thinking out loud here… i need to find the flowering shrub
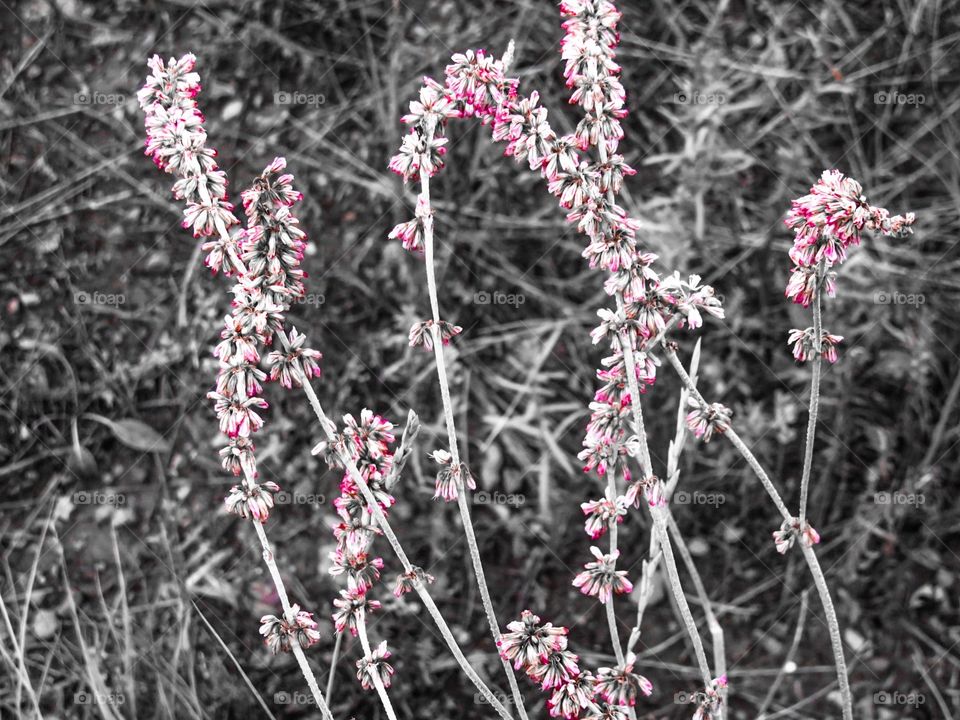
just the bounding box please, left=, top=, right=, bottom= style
left=137, top=2, right=916, bottom=718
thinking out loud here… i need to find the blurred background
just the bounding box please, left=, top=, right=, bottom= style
left=1, top=0, right=958, bottom=718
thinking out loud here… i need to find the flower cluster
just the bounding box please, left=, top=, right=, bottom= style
left=357, top=640, right=395, bottom=690
left=138, top=54, right=241, bottom=275
left=430, top=449, right=477, bottom=502
left=224, top=480, right=281, bottom=523
left=787, top=327, right=843, bottom=364
left=325, top=410, right=408, bottom=690
left=594, top=654, right=653, bottom=707
left=677, top=675, right=729, bottom=720
left=685, top=399, right=732, bottom=443
left=784, top=170, right=916, bottom=360
left=498, top=611, right=597, bottom=718
left=773, top=517, right=821, bottom=555
left=572, top=546, right=633, bottom=603
left=141, top=57, right=328, bottom=673
left=259, top=604, right=321, bottom=655
left=559, top=0, right=627, bottom=152
left=786, top=170, right=915, bottom=298
left=207, top=159, right=322, bottom=478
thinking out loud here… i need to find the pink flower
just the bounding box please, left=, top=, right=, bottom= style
left=787, top=327, right=844, bottom=363
left=356, top=640, right=395, bottom=690
left=595, top=653, right=653, bottom=706
left=259, top=604, right=320, bottom=654
left=224, top=480, right=281, bottom=522
left=580, top=494, right=626, bottom=539
left=685, top=398, right=732, bottom=442
left=526, top=639, right=580, bottom=691
left=497, top=610, right=569, bottom=672
left=572, top=546, right=633, bottom=603
left=785, top=170, right=915, bottom=303
left=547, top=672, right=596, bottom=719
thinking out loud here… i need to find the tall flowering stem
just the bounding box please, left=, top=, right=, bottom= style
left=394, top=93, right=530, bottom=715
left=785, top=171, right=915, bottom=529
left=388, top=7, right=726, bottom=711
left=300, top=380, right=515, bottom=720
left=139, top=54, right=332, bottom=717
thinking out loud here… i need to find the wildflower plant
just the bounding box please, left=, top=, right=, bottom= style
left=137, top=2, right=916, bottom=717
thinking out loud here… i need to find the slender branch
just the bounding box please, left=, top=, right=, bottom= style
left=325, top=630, right=343, bottom=704
left=661, top=341, right=852, bottom=720
left=300, top=380, right=515, bottom=720
left=419, top=126, right=529, bottom=719
left=798, top=264, right=825, bottom=527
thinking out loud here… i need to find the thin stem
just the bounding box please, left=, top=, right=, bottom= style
left=617, top=308, right=711, bottom=689
left=662, top=346, right=792, bottom=523
left=798, top=267, right=824, bottom=527
left=325, top=630, right=343, bottom=704
left=419, top=142, right=529, bottom=719
left=605, top=473, right=625, bottom=667
left=800, top=544, right=852, bottom=720
left=356, top=613, right=398, bottom=720
left=661, top=341, right=852, bottom=720
left=300, top=380, right=515, bottom=720
left=246, top=508, right=334, bottom=720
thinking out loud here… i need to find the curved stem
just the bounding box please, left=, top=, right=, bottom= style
left=661, top=341, right=851, bottom=720
left=419, top=144, right=529, bottom=719
left=300, top=381, right=515, bottom=720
